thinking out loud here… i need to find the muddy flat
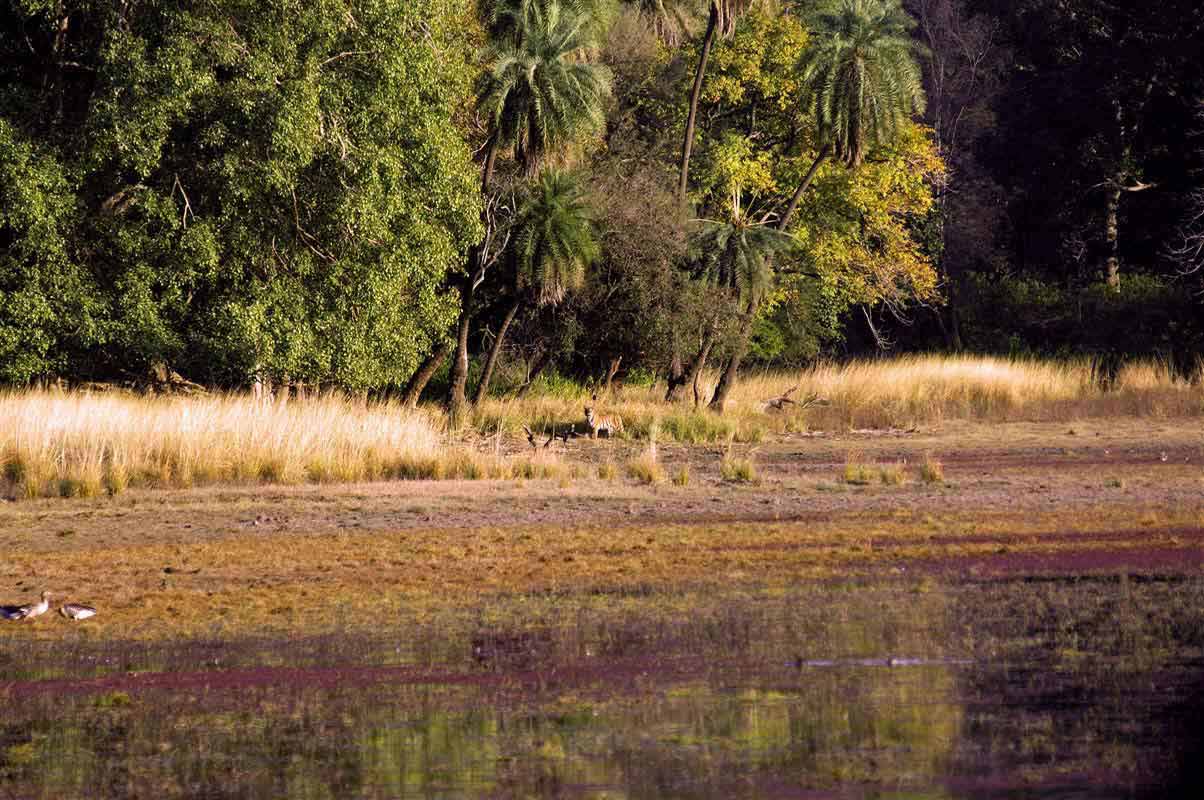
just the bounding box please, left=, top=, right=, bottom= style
left=1, top=418, right=1203, bottom=798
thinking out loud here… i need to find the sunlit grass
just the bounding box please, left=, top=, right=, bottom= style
left=920, top=452, right=945, bottom=484
left=475, top=355, right=1203, bottom=441
left=4, top=355, right=1201, bottom=498
left=720, top=454, right=758, bottom=484
left=0, top=389, right=576, bottom=498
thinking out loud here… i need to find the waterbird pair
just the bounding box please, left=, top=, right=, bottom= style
left=1, top=591, right=96, bottom=621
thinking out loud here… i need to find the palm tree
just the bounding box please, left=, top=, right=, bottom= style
left=474, top=169, right=600, bottom=403
left=674, top=192, right=794, bottom=404
left=678, top=0, right=761, bottom=202
left=480, top=0, right=613, bottom=182
left=780, top=0, right=926, bottom=227
left=445, top=0, right=612, bottom=420
left=707, top=0, right=926, bottom=410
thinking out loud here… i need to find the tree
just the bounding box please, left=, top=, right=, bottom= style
left=685, top=153, right=795, bottom=405
left=973, top=0, right=1204, bottom=295
left=708, top=0, right=928, bottom=409
left=795, top=0, right=926, bottom=171
left=445, top=0, right=611, bottom=420
left=679, top=0, right=760, bottom=201
left=907, top=0, right=1005, bottom=349
left=0, top=0, right=483, bottom=389
left=474, top=169, right=600, bottom=402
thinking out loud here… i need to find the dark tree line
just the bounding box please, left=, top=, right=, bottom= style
left=878, top=0, right=1204, bottom=366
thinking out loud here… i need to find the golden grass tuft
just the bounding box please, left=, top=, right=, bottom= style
left=625, top=434, right=664, bottom=484
left=1, top=389, right=448, bottom=498
left=842, top=460, right=878, bottom=486
left=878, top=461, right=908, bottom=486
left=720, top=455, right=759, bottom=484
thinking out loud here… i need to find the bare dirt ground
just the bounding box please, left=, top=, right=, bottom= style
left=0, top=418, right=1201, bottom=640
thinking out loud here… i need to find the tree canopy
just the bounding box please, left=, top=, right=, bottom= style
left=0, top=0, right=484, bottom=389
left=3, top=0, right=1199, bottom=396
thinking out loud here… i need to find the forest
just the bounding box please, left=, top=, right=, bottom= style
left=2, top=0, right=1203, bottom=408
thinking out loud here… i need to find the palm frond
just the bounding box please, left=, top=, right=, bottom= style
left=512, top=169, right=600, bottom=306
left=798, top=0, right=925, bottom=167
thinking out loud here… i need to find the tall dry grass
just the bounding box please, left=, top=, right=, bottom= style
left=478, top=355, right=1203, bottom=441
left=734, top=355, right=1203, bottom=429
left=3, top=355, right=1200, bottom=498
left=1, top=390, right=485, bottom=499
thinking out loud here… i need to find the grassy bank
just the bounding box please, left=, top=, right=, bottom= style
left=0, top=390, right=577, bottom=499
left=3, top=355, right=1201, bottom=498
left=478, top=355, right=1204, bottom=441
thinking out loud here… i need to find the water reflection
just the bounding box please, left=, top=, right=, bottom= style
left=2, top=578, right=1202, bottom=798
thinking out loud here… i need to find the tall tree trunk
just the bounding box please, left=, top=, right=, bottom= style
left=481, top=131, right=500, bottom=195
left=603, top=356, right=623, bottom=394
left=707, top=313, right=754, bottom=411
left=444, top=128, right=503, bottom=419
left=778, top=145, right=830, bottom=230
left=445, top=279, right=475, bottom=422
left=51, top=7, right=69, bottom=123
left=664, top=348, right=687, bottom=401
left=678, top=6, right=718, bottom=202
left=705, top=147, right=829, bottom=413
left=1105, top=180, right=1121, bottom=290
left=515, top=346, right=553, bottom=398
left=472, top=297, right=522, bottom=405
left=669, top=328, right=715, bottom=403
left=402, top=341, right=449, bottom=407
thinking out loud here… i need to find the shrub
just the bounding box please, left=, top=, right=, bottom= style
left=879, top=461, right=907, bottom=485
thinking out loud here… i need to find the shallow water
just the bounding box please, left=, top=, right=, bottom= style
left=2, top=577, right=1203, bottom=798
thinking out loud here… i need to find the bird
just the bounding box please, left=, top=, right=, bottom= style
left=60, top=603, right=97, bottom=621
left=1, top=591, right=51, bottom=621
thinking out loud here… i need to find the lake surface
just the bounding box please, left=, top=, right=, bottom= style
left=3, top=577, right=1202, bottom=798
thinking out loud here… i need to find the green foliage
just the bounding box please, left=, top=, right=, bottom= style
left=0, top=0, right=484, bottom=389
left=693, top=203, right=796, bottom=314
left=0, top=119, right=94, bottom=382
left=798, top=0, right=927, bottom=167
left=482, top=0, right=613, bottom=170
left=958, top=272, right=1204, bottom=370
left=514, top=170, right=601, bottom=305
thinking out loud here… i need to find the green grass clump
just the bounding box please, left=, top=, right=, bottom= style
left=842, top=458, right=877, bottom=486
left=720, top=456, right=758, bottom=484
left=625, top=450, right=664, bottom=484
left=93, top=691, right=133, bottom=709
left=919, top=452, right=944, bottom=484
left=672, top=465, right=691, bottom=486
left=879, top=461, right=907, bottom=485
left=597, top=462, right=617, bottom=480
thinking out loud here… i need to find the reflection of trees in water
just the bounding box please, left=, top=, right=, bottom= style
left=947, top=577, right=1204, bottom=790
left=5, top=581, right=1203, bottom=797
